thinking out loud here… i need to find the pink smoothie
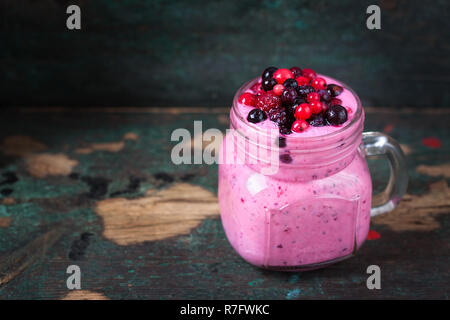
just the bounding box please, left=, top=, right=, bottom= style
left=218, top=74, right=372, bottom=270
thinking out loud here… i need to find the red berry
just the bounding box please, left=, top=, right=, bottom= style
left=331, top=98, right=342, bottom=106
left=273, top=68, right=294, bottom=84
left=273, top=84, right=285, bottom=96
left=238, top=92, right=257, bottom=106
left=302, top=68, right=317, bottom=80
left=289, top=66, right=302, bottom=78
left=250, top=82, right=265, bottom=95
left=309, top=101, right=323, bottom=114
left=295, top=76, right=310, bottom=86
left=294, top=103, right=312, bottom=120
left=307, top=92, right=320, bottom=102
left=255, top=92, right=282, bottom=113
left=311, top=77, right=327, bottom=90
left=291, top=119, right=309, bottom=132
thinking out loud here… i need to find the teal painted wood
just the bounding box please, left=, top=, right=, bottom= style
left=0, top=108, right=448, bottom=299
left=1, top=0, right=450, bottom=108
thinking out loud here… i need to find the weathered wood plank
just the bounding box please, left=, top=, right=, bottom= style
left=0, top=108, right=448, bottom=299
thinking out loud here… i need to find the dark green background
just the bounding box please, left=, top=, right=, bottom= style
left=1, top=0, right=449, bottom=108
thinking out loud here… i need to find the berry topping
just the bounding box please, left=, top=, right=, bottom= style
left=247, top=109, right=267, bottom=123
left=294, top=103, right=312, bottom=120
left=246, top=67, right=351, bottom=130
left=295, top=76, right=310, bottom=86
left=255, top=92, right=282, bottom=113
left=238, top=92, right=257, bottom=106
left=273, top=84, right=285, bottom=96
left=250, top=82, right=265, bottom=95
left=297, top=85, right=315, bottom=96
left=262, top=77, right=278, bottom=91
left=269, top=109, right=289, bottom=126
left=262, top=66, right=278, bottom=80
left=327, top=84, right=343, bottom=97
left=302, top=68, right=317, bottom=80
left=273, top=68, right=294, bottom=84
left=283, top=78, right=298, bottom=89
left=307, top=113, right=326, bottom=127
left=280, top=87, right=298, bottom=105
left=293, top=96, right=307, bottom=105
left=309, top=101, right=323, bottom=114
left=307, top=92, right=320, bottom=102
left=317, top=89, right=332, bottom=102
left=291, top=119, right=309, bottom=132
left=330, top=98, right=342, bottom=106
left=325, top=105, right=348, bottom=125
left=289, top=66, right=302, bottom=78
left=279, top=126, right=292, bottom=135
left=311, top=77, right=327, bottom=90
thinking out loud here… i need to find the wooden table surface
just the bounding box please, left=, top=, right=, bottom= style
left=0, top=107, right=448, bottom=300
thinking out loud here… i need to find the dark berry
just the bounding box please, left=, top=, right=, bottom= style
left=293, top=96, right=307, bottom=105
left=330, top=98, right=342, bottom=106
left=262, top=67, right=278, bottom=80
left=307, top=113, right=326, bottom=127
left=238, top=93, right=257, bottom=106
left=273, top=68, right=294, bottom=84
left=325, top=105, right=348, bottom=125
left=280, top=153, right=293, bottom=163
left=262, top=77, right=277, bottom=91
left=317, top=89, right=332, bottom=102
left=269, top=109, right=288, bottom=126
left=289, top=66, right=302, bottom=78
left=276, top=137, right=287, bottom=148
left=247, top=109, right=267, bottom=123
left=280, top=87, right=298, bottom=105
left=283, top=78, right=298, bottom=89
left=297, top=85, right=315, bottom=96
left=279, top=126, right=292, bottom=135
left=255, top=92, right=282, bottom=113
left=327, top=84, right=343, bottom=97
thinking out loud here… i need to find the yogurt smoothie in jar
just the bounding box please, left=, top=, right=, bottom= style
left=218, top=66, right=408, bottom=271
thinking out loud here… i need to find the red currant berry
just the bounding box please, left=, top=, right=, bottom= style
left=238, top=92, right=257, bottom=106
left=273, top=68, right=294, bottom=84
left=309, top=101, right=323, bottom=114
left=273, top=84, right=285, bottom=96
left=291, top=119, right=309, bottom=133
left=307, top=92, right=320, bottom=102
left=311, top=77, right=327, bottom=90
left=302, top=68, right=317, bottom=80
left=294, top=103, right=312, bottom=120
left=295, top=76, right=310, bottom=86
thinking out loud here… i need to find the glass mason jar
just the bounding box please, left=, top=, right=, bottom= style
left=218, top=77, right=408, bottom=271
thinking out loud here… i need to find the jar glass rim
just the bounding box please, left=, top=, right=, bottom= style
left=231, top=74, right=363, bottom=142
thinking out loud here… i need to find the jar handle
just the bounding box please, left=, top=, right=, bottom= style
left=362, top=132, right=409, bottom=217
